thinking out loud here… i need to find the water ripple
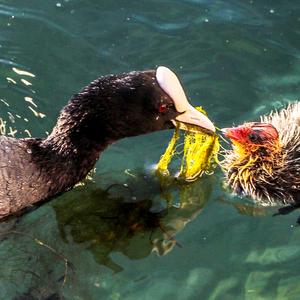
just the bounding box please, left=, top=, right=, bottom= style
left=0, top=4, right=76, bottom=38
left=132, top=14, right=190, bottom=33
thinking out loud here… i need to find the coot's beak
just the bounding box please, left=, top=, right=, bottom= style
left=156, top=66, right=216, bottom=133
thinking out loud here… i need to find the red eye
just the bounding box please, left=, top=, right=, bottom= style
left=159, top=103, right=167, bottom=113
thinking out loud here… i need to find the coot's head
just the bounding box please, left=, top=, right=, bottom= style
left=68, top=66, right=215, bottom=143
left=222, top=122, right=280, bottom=158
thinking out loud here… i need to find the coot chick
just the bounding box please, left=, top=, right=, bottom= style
left=0, top=66, right=215, bottom=219
left=222, top=102, right=300, bottom=205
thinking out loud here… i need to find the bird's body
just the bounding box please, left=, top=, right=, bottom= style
left=222, top=102, right=300, bottom=205
left=0, top=118, right=107, bottom=219
left=0, top=67, right=215, bottom=219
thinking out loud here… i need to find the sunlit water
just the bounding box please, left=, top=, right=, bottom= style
left=1, top=0, right=300, bottom=299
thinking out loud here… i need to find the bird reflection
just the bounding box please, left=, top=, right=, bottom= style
left=52, top=172, right=214, bottom=273
left=218, top=187, right=300, bottom=224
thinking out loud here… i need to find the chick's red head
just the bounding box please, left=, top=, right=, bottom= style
left=222, top=122, right=279, bottom=155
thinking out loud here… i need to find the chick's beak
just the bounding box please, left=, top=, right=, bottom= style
left=221, top=127, right=242, bottom=142
left=156, top=66, right=216, bottom=133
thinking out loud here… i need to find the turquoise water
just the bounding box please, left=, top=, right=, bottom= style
left=1, top=0, right=300, bottom=299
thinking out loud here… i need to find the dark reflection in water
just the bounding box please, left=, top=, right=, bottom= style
left=0, top=222, right=69, bottom=299
left=53, top=174, right=213, bottom=273
left=0, top=173, right=215, bottom=298
left=0, top=171, right=297, bottom=299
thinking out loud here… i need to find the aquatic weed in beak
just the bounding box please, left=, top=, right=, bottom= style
left=156, top=107, right=220, bottom=181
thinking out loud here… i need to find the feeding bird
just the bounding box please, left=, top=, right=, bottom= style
left=221, top=102, right=300, bottom=205
left=0, top=66, right=215, bottom=220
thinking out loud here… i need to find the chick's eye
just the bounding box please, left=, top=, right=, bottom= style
left=248, top=133, right=259, bottom=142
left=158, top=103, right=168, bottom=113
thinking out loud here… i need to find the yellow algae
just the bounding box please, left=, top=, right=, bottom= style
left=179, top=124, right=219, bottom=181
left=156, top=125, right=181, bottom=176
left=157, top=107, right=219, bottom=181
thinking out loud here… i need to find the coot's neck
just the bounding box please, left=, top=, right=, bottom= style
left=35, top=69, right=166, bottom=192
left=39, top=97, right=116, bottom=191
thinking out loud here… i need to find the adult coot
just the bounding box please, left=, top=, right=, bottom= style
left=0, top=66, right=215, bottom=219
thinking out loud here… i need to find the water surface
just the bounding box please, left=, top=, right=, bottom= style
left=1, top=0, right=300, bottom=299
